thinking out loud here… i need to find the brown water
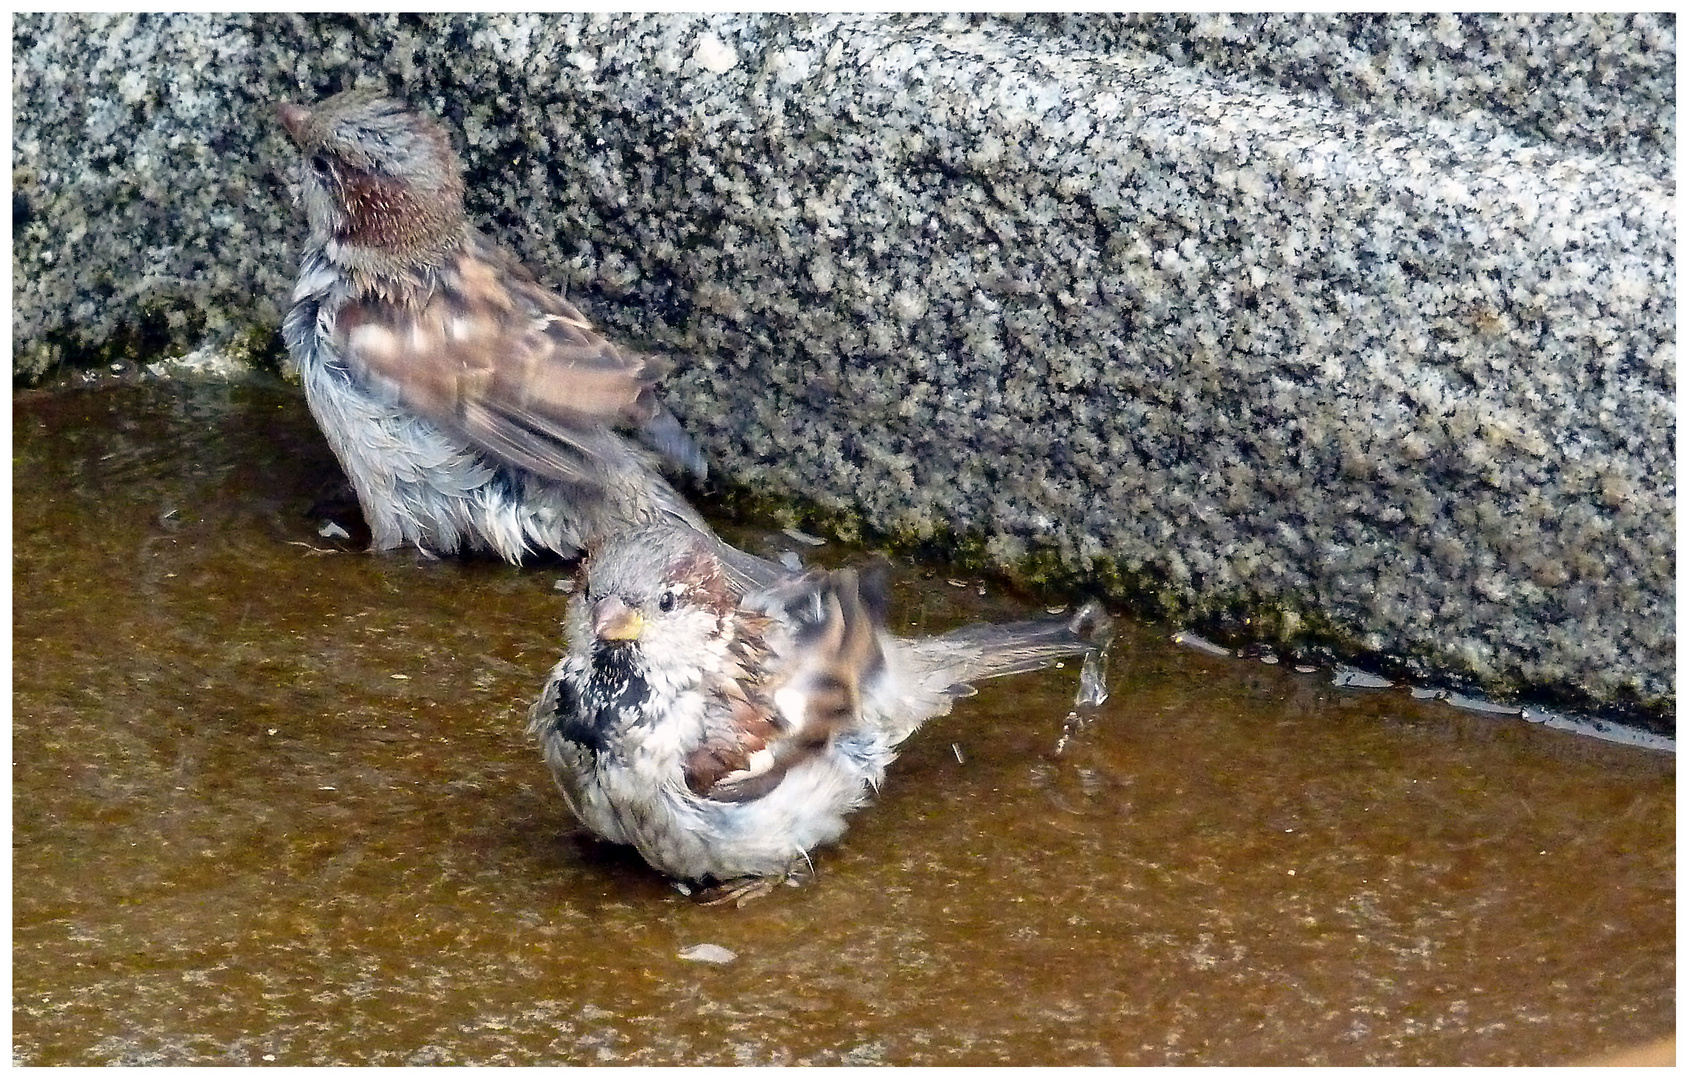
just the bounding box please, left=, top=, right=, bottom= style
left=12, top=379, right=1674, bottom=1065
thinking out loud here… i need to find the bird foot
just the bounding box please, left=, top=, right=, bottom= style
left=692, top=862, right=814, bottom=907
left=695, top=876, right=777, bottom=907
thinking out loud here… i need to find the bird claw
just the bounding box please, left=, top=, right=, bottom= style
left=692, top=861, right=814, bottom=907
left=694, top=876, right=777, bottom=907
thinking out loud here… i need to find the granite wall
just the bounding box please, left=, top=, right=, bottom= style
left=11, top=14, right=1675, bottom=726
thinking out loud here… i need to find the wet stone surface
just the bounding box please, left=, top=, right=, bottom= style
left=12, top=379, right=1674, bottom=1065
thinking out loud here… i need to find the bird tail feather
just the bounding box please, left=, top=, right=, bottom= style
left=928, top=602, right=1113, bottom=696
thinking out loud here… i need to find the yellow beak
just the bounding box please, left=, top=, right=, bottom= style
left=592, top=596, right=645, bottom=642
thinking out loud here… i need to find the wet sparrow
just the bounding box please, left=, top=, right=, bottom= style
left=528, top=524, right=1112, bottom=895
left=279, top=89, right=708, bottom=561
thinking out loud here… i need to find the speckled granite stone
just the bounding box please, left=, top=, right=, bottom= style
left=995, top=13, right=1675, bottom=176
left=11, top=13, right=1675, bottom=724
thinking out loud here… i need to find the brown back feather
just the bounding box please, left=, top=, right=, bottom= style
left=335, top=240, right=671, bottom=488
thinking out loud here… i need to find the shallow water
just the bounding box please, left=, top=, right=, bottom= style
left=12, top=379, right=1674, bottom=1065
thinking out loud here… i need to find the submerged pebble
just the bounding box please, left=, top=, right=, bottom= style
left=781, top=527, right=826, bottom=547
left=1445, top=692, right=1520, bottom=716
left=1332, top=666, right=1393, bottom=689
left=677, top=943, right=738, bottom=965
left=1171, top=631, right=1232, bottom=658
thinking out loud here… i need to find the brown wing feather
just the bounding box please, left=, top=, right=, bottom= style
left=334, top=238, right=678, bottom=487
left=683, top=610, right=789, bottom=801
left=685, top=565, right=890, bottom=803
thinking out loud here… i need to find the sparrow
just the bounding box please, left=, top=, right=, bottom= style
left=278, top=89, right=709, bottom=562
left=527, top=524, right=1112, bottom=897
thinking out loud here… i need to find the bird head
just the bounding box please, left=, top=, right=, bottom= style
left=278, top=90, right=467, bottom=274
left=573, top=527, right=743, bottom=679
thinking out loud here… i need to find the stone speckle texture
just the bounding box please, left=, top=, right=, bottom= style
left=11, top=13, right=1675, bottom=725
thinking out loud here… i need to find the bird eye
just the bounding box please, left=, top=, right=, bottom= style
left=308, top=153, right=331, bottom=175
left=657, top=590, right=676, bottom=613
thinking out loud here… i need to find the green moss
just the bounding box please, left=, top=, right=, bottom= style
left=18, top=302, right=196, bottom=386
left=227, top=325, right=291, bottom=376
left=15, top=308, right=286, bottom=388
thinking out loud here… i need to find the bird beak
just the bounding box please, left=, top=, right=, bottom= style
left=592, top=596, right=644, bottom=642
left=277, top=102, right=311, bottom=145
